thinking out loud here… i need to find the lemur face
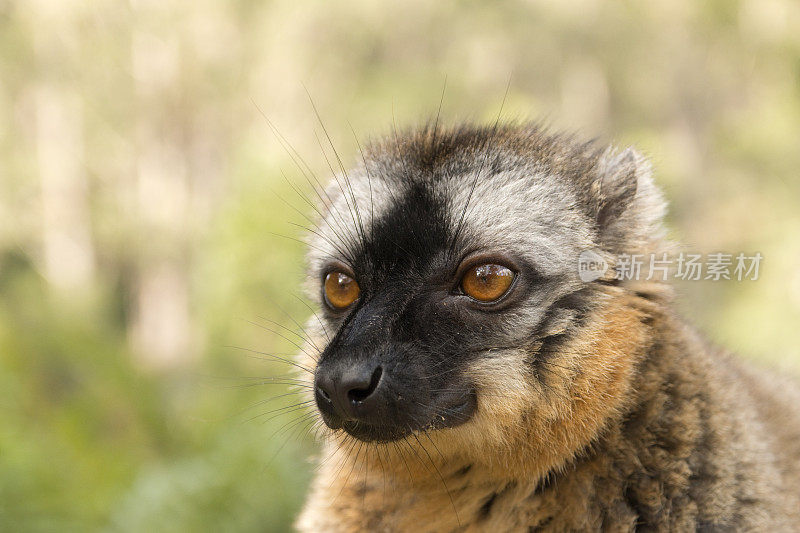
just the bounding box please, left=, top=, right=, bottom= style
left=304, top=125, right=663, bottom=444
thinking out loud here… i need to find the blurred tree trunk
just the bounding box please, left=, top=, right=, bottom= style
left=128, top=18, right=193, bottom=370
left=33, top=2, right=95, bottom=290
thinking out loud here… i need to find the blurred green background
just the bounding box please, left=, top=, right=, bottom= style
left=1, top=0, right=799, bottom=531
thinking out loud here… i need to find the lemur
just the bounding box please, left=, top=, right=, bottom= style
left=291, top=123, right=800, bottom=531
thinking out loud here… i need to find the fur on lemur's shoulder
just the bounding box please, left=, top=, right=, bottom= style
left=291, top=123, right=800, bottom=531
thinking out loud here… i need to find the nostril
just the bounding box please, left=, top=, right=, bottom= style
left=347, top=365, right=382, bottom=404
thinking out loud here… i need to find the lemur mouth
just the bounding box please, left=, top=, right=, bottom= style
left=338, top=390, right=477, bottom=443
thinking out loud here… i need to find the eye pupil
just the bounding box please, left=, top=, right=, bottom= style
left=460, top=263, right=514, bottom=303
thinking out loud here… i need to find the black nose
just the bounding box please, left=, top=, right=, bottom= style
left=315, top=363, right=384, bottom=421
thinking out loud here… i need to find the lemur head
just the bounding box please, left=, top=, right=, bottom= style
left=301, top=123, right=666, bottom=468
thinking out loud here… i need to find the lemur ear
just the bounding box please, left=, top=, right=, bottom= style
left=592, top=148, right=639, bottom=228
left=590, top=147, right=666, bottom=252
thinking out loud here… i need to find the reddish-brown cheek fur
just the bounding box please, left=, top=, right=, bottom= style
left=444, top=290, right=650, bottom=479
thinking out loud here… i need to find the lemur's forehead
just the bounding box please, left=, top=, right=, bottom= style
left=306, top=152, right=596, bottom=278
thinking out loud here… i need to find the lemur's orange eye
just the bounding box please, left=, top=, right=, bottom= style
left=324, top=271, right=360, bottom=309
left=460, top=264, right=515, bottom=302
